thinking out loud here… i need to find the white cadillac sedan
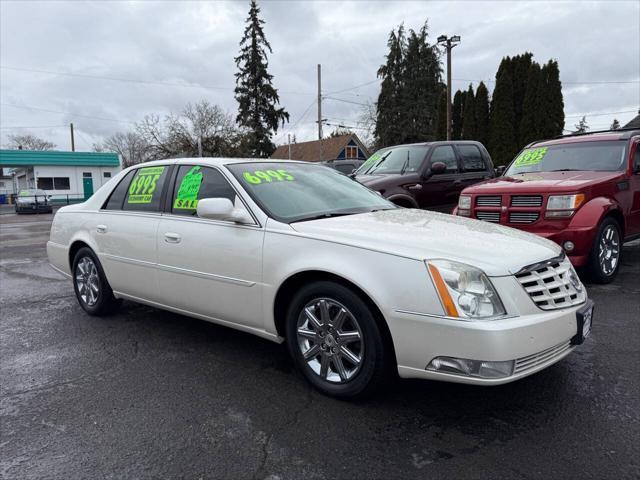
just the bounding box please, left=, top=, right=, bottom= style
left=47, top=158, right=593, bottom=398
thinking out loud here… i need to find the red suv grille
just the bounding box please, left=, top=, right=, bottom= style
left=473, top=194, right=544, bottom=226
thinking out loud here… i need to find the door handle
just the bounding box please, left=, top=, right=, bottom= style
left=407, top=184, right=422, bottom=191
left=453, top=180, right=462, bottom=186
left=164, top=232, right=182, bottom=244
left=96, top=225, right=107, bottom=234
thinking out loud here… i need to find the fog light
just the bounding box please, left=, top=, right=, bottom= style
left=427, top=356, right=515, bottom=379
left=563, top=241, right=575, bottom=252
left=457, top=208, right=470, bottom=217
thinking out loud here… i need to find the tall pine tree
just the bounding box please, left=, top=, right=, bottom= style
left=519, top=62, right=543, bottom=146
left=434, top=88, right=448, bottom=140
left=475, top=81, right=490, bottom=146
left=511, top=53, right=533, bottom=144
left=375, top=25, right=406, bottom=147
left=461, top=84, right=476, bottom=140
left=489, top=57, right=517, bottom=165
left=452, top=90, right=465, bottom=140
left=541, top=60, right=564, bottom=138
left=234, top=0, right=289, bottom=157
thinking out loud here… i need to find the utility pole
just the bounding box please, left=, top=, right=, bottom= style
left=197, top=136, right=203, bottom=157
left=287, top=133, right=291, bottom=160
left=317, top=64, right=323, bottom=161
left=70, top=123, right=75, bottom=152
left=437, top=35, right=461, bottom=140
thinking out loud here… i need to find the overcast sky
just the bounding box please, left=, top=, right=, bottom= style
left=1, top=0, right=639, bottom=151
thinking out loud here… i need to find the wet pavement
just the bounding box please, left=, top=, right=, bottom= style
left=1, top=212, right=639, bottom=479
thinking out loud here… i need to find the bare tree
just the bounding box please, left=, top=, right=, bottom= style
left=6, top=134, right=56, bottom=151
left=95, top=131, right=150, bottom=167
left=358, top=101, right=378, bottom=151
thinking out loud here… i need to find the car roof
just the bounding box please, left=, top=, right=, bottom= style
left=133, top=157, right=312, bottom=168
left=530, top=130, right=639, bottom=148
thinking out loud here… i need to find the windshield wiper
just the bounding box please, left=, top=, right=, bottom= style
left=292, top=207, right=393, bottom=223
left=366, top=151, right=393, bottom=174
left=549, top=169, right=581, bottom=172
left=400, top=151, right=410, bottom=175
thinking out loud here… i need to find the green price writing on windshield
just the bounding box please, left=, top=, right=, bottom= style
left=243, top=169, right=294, bottom=185
left=514, top=147, right=547, bottom=167
left=128, top=166, right=165, bottom=204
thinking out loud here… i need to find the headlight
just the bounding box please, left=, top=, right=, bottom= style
left=427, top=260, right=506, bottom=320
left=546, top=194, right=585, bottom=218
left=458, top=195, right=471, bottom=209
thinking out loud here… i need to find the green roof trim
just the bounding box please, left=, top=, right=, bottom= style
left=0, top=149, right=121, bottom=167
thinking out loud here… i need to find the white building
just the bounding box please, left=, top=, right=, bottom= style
left=0, top=149, right=121, bottom=203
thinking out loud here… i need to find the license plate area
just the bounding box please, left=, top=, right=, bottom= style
left=571, top=299, right=594, bottom=345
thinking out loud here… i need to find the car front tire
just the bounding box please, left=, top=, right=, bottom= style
left=587, top=217, right=621, bottom=284
left=72, top=247, right=121, bottom=315
left=285, top=281, right=390, bottom=399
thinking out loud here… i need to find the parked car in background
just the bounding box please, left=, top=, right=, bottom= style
left=454, top=128, right=640, bottom=283
left=48, top=158, right=591, bottom=399
left=321, top=159, right=365, bottom=175
left=15, top=189, right=53, bottom=214
left=355, top=141, right=495, bottom=212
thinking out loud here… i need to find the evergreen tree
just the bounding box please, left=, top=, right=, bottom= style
left=519, top=62, right=543, bottom=146
left=610, top=118, right=620, bottom=130
left=234, top=0, right=289, bottom=157
left=489, top=57, right=517, bottom=165
left=511, top=53, right=533, bottom=144
left=540, top=60, right=564, bottom=137
left=461, top=84, right=476, bottom=139
left=574, top=116, right=589, bottom=133
left=475, top=81, right=490, bottom=146
left=434, top=88, right=448, bottom=140
left=452, top=89, right=465, bottom=140
left=375, top=25, right=406, bottom=147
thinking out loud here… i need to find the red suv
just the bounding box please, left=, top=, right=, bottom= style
left=454, top=129, right=640, bottom=283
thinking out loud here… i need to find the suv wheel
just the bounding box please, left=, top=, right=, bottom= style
left=285, top=281, right=389, bottom=399
left=72, top=247, right=121, bottom=315
left=587, top=217, right=621, bottom=284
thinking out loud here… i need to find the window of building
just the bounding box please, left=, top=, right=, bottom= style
left=429, top=146, right=459, bottom=173
left=457, top=145, right=486, bottom=172
left=345, top=146, right=358, bottom=159
left=171, top=165, right=237, bottom=217
left=103, top=172, right=112, bottom=178
left=122, top=166, right=170, bottom=213
left=37, top=177, right=54, bottom=190
left=35, top=177, right=70, bottom=190
left=104, top=170, right=136, bottom=210
left=83, top=172, right=92, bottom=178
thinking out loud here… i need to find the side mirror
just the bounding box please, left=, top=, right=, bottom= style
left=430, top=162, right=447, bottom=175
left=495, top=165, right=506, bottom=176
left=196, top=198, right=253, bottom=224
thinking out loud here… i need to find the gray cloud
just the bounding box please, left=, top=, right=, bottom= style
left=1, top=0, right=638, bottom=150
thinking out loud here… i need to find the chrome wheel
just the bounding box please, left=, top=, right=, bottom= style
left=296, top=298, right=364, bottom=384
left=598, top=225, right=620, bottom=276
left=75, top=257, right=100, bottom=306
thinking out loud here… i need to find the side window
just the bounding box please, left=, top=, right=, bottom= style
left=430, top=146, right=458, bottom=173
left=634, top=144, right=640, bottom=171
left=122, top=166, right=169, bottom=212
left=458, top=145, right=487, bottom=172
left=104, top=170, right=136, bottom=210
left=171, top=165, right=237, bottom=216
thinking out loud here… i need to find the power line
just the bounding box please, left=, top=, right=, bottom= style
left=1, top=102, right=136, bottom=124
left=325, top=79, right=380, bottom=95
left=324, top=96, right=369, bottom=107
left=273, top=98, right=317, bottom=144
left=0, top=65, right=315, bottom=97
left=564, top=109, right=637, bottom=118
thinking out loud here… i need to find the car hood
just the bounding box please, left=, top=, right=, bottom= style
left=464, top=170, right=623, bottom=194
left=290, top=209, right=561, bottom=276
left=356, top=174, right=408, bottom=188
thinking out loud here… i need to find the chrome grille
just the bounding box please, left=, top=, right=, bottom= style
left=511, top=195, right=543, bottom=207
left=509, top=212, right=539, bottom=224
left=476, top=195, right=502, bottom=207
left=476, top=211, right=500, bottom=223
left=514, top=341, right=572, bottom=374
left=515, top=256, right=586, bottom=310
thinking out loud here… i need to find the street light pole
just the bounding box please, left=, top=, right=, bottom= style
left=437, top=35, right=461, bottom=141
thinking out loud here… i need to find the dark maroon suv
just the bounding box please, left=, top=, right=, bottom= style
left=354, top=141, right=495, bottom=212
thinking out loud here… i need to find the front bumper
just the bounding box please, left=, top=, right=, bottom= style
left=532, top=226, right=597, bottom=267
left=389, top=276, right=588, bottom=385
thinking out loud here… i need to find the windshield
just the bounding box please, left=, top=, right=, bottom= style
left=356, top=145, right=428, bottom=175
left=505, top=141, right=627, bottom=176
left=18, top=189, right=46, bottom=197
left=227, top=162, right=395, bottom=223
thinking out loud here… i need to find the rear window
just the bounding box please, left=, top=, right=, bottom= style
left=104, top=170, right=136, bottom=210
left=505, top=141, right=627, bottom=176
left=122, top=166, right=170, bottom=212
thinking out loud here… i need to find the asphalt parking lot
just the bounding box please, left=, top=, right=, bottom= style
left=1, top=212, right=639, bottom=480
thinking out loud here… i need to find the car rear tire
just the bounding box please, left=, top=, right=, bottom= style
left=587, top=217, right=621, bottom=284
left=285, top=281, right=389, bottom=399
left=72, top=247, right=121, bottom=315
